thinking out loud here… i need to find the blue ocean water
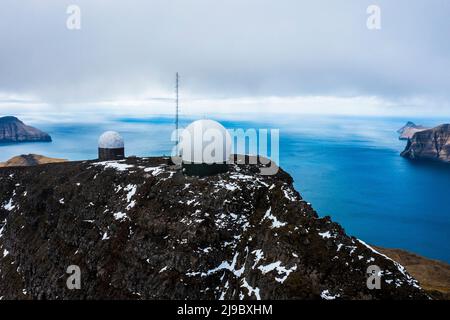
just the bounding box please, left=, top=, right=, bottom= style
left=1, top=114, right=449, bottom=262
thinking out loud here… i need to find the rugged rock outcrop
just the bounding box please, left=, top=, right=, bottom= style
left=397, top=121, right=428, bottom=140
left=0, top=157, right=428, bottom=300
left=401, top=124, right=450, bottom=163
left=0, top=116, right=51, bottom=143
left=0, top=154, right=67, bottom=167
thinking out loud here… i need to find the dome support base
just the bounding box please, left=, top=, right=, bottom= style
left=182, top=162, right=228, bottom=177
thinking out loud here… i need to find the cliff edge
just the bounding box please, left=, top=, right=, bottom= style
left=0, top=116, right=51, bottom=143
left=401, top=124, right=450, bottom=163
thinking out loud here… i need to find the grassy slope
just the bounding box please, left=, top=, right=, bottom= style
left=376, top=246, right=450, bottom=300
left=0, top=154, right=67, bottom=167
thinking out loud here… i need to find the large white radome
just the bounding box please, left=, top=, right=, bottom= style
left=179, top=120, right=232, bottom=164
left=98, top=131, right=124, bottom=149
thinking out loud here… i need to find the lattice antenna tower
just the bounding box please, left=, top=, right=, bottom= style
left=175, top=72, right=180, bottom=154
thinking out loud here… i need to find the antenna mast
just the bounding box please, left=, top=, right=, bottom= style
left=175, top=72, right=179, bottom=153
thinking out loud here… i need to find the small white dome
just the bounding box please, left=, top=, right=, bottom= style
left=98, top=131, right=124, bottom=149
left=179, top=119, right=232, bottom=164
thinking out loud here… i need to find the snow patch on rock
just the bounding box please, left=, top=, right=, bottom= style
left=257, top=261, right=297, bottom=283
left=94, top=161, right=134, bottom=172
left=261, top=207, right=286, bottom=229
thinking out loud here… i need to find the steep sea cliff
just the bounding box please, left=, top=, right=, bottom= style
left=401, top=124, right=450, bottom=163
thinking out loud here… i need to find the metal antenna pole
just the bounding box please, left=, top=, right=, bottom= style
left=175, top=72, right=179, bottom=154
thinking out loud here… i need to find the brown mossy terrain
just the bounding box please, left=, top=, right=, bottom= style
left=375, top=247, right=450, bottom=300
left=0, top=157, right=429, bottom=300
left=0, top=154, right=67, bottom=167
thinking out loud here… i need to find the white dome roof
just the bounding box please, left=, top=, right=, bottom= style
left=98, top=131, right=124, bottom=149
left=179, top=119, right=231, bottom=164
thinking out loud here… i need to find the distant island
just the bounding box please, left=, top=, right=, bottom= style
left=401, top=124, right=450, bottom=163
left=0, top=116, right=52, bottom=143
left=0, top=154, right=67, bottom=167
left=397, top=121, right=429, bottom=140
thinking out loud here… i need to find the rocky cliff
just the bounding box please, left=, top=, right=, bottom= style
left=0, top=154, right=67, bottom=167
left=401, top=124, right=450, bottom=163
left=0, top=157, right=428, bottom=300
left=0, top=116, right=51, bottom=143
left=397, top=121, right=428, bottom=140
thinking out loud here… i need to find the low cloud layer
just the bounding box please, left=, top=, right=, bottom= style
left=0, top=0, right=449, bottom=115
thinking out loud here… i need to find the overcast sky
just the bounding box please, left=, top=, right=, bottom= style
left=0, top=0, right=449, bottom=117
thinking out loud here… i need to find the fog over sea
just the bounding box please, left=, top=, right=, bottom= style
left=1, top=114, right=449, bottom=263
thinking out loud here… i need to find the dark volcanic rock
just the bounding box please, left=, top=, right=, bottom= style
left=0, top=157, right=428, bottom=300
left=0, top=116, right=51, bottom=143
left=401, top=124, right=450, bottom=163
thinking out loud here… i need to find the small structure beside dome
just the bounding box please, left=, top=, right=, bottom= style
left=178, top=119, right=231, bottom=176
left=98, top=131, right=125, bottom=161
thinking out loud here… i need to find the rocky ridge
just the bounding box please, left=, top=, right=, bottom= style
left=0, top=157, right=428, bottom=299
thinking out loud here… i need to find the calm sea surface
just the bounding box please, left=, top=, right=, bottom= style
left=1, top=114, right=449, bottom=262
